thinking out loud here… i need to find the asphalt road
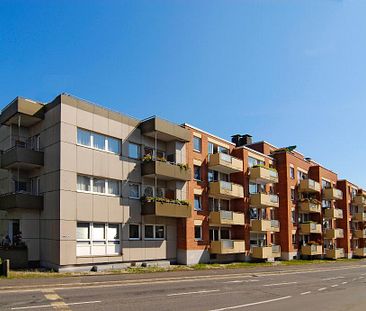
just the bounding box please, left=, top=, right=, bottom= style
left=1, top=261, right=366, bottom=311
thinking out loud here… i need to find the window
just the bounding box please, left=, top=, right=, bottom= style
left=291, top=188, right=295, bottom=201
left=249, top=182, right=260, bottom=194
left=76, top=223, right=121, bottom=256
left=322, top=179, right=331, bottom=189
left=208, top=142, right=214, bottom=154
left=218, top=146, right=229, bottom=154
left=290, top=167, right=295, bottom=179
left=248, top=156, right=264, bottom=168
left=77, top=128, right=91, bottom=147
left=128, top=142, right=140, bottom=159
left=144, top=225, right=165, bottom=240
left=129, top=224, right=140, bottom=240
left=194, top=165, right=201, bottom=181
left=129, top=183, right=140, bottom=199
left=193, top=136, right=202, bottom=152
left=194, top=195, right=202, bottom=211
left=195, top=225, right=202, bottom=241
left=77, top=175, right=91, bottom=192
left=292, top=234, right=296, bottom=245
left=291, top=209, right=296, bottom=223
left=77, top=128, right=120, bottom=155
left=77, top=175, right=120, bottom=196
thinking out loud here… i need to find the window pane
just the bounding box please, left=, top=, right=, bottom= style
left=144, top=225, right=154, bottom=239
left=77, top=175, right=91, bottom=192
left=129, top=184, right=140, bottom=198
left=92, top=224, right=105, bottom=240
left=93, top=178, right=105, bottom=193
left=108, top=224, right=119, bottom=240
left=76, top=223, right=89, bottom=240
left=108, top=179, right=119, bottom=195
left=194, top=226, right=201, bottom=240
left=128, top=143, right=140, bottom=159
left=129, top=224, right=140, bottom=239
left=249, top=183, right=257, bottom=194
left=194, top=195, right=201, bottom=211
left=155, top=225, right=165, bottom=239
left=193, top=137, right=201, bottom=152
left=107, top=137, right=120, bottom=154
left=77, top=129, right=91, bottom=146
left=93, top=133, right=105, bottom=150
left=194, top=166, right=201, bottom=180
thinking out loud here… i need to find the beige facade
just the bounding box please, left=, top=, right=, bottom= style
left=0, top=94, right=190, bottom=270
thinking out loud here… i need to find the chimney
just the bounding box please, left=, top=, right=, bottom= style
left=231, top=134, right=242, bottom=147
left=305, top=157, right=312, bottom=162
left=241, top=134, right=252, bottom=145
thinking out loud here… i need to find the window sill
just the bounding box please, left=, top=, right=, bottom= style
left=77, top=143, right=120, bottom=156
left=193, top=149, right=202, bottom=153
left=76, top=190, right=121, bottom=197
left=76, top=254, right=122, bottom=258
left=129, top=196, right=141, bottom=200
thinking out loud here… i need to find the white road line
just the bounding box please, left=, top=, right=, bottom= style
left=223, top=280, right=259, bottom=284
left=300, top=291, right=311, bottom=295
left=341, top=282, right=348, bottom=285
left=209, top=296, right=292, bottom=311
left=361, top=273, right=366, bottom=276
left=359, top=277, right=364, bottom=279
left=263, top=282, right=297, bottom=287
left=167, top=289, right=220, bottom=297
left=318, top=288, right=327, bottom=291
left=322, top=276, right=344, bottom=281
left=11, top=300, right=101, bottom=310
left=331, top=284, right=339, bottom=288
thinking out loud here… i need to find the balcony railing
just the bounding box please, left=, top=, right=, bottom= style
left=250, top=219, right=280, bottom=232
left=301, top=244, right=323, bottom=256
left=298, top=179, right=321, bottom=193
left=0, top=191, right=43, bottom=210
left=298, top=201, right=321, bottom=214
left=249, top=166, right=278, bottom=184
left=353, top=195, right=366, bottom=207
left=352, top=212, right=366, bottom=222
left=324, top=208, right=343, bottom=219
left=353, top=248, right=366, bottom=257
left=323, top=187, right=343, bottom=200
left=250, top=193, right=279, bottom=208
left=209, top=210, right=245, bottom=226
left=353, top=229, right=366, bottom=239
left=325, top=248, right=345, bottom=259
left=324, top=228, right=344, bottom=239
left=209, top=181, right=244, bottom=199
left=299, top=223, right=322, bottom=234
left=141, top=159, right=191, bottom=181
left=141, top=197, right=191, bottom=218
left=1, top=143, right=44, bottom=170
left=208, top=153, right=243, bottom=174
left=210, top=240, right=245, bottom=254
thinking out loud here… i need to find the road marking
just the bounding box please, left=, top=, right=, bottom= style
left=263, top=282, right=297, bottom=287
left=300, top=291, right=311, bottom=295
left=318, top=287, right=327, bottom=291
left=322, top=276, right=344, bottom=281
left=359, top=277, right=364, bottom=279
left=361, top=273, right=366, bottom=276
left=167, top=289, right=220, bottom=297
left=341, top=282, right=348, bottom=285
left=44, top=294, right=62, bottom=301
left=331, top=284, right=339, bottom=288
left=223, top=280, right=259, bottom=284
left=2, top=265, right=365, bottom=294
left=209, top=296, right=292, bottom=311
left=11, top=301, right=102, bottom=310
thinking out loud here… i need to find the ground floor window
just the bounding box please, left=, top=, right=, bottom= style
left=194, top=225, right=202, bottom=241
left=143, top=224, right=165, bottom=240
left=76, top=222, right=120, bottom=256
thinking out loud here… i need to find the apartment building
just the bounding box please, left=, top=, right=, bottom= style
left=0, top=93, right=365, bottom=270
left=0, top=94, right=191, bottom=270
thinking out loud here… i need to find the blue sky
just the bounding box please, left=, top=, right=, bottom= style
left=0, top=0, right=365, bottom=187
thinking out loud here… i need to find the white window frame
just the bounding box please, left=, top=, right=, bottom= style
left=143, top=224, right=166, bottom=240
left=194, top=195, right=202, bottom=211
left=129, top=183, right=141, bottom=199
left=77, top=128, right=121, bottom=155
left=77, top=175, right=120, bottom=197
left=193, top=136, right=202, bottom=153
left=128, top=142, right=141, bottom=159
left=128, top=224, right=141, bottom=240
left=194, top=225, right=202, bottom=241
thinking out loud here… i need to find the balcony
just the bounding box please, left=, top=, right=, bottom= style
left=298, top=201, right=321, bottom=214
left=249, top=166, right=278, bottom=184
left=209, top=181, right=244, bottom=199
left=251, top=245, right=281, bottom=259
left=353, top=195, right=366, bottom=207
left=250, top=219, right=280, bottom=233
left=323, top=188, right=343, bottom=200
left=210, top=240, right=245, bottom=255
left=324, top=208, right=343, bottom=219
left=353, top=212, right=366, bottom=222
left=250, top=193, right=279, bottom=208
left=1, top=145, right=43, bottom=170
left=298, top=179, right=321, bottom=193
left=141, top=199, right=191, bottom=218
left=301, top=244, right=323, bottom=256
left=300, top=223, right=322, bottom=234
left=353, top=248, right=366, bottom=257
left=139, top=117, right=190, bottom=142
left=141, top=160, right=191, bottom=181
left=0, top=97, right=44, bottom=126
left=353, top=229, right=366, bottom=239
left=324, top=228, right=344, bottom=239
left=0, top=192, right=43, bottom=210
left=209, top=210, right=245, bottom=226
left=325, top=248, right=345, bottom=259
left=208, top=153, right=243, bottom=174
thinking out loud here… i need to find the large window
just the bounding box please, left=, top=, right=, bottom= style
left=129, top=183, right=140, bottom=199
left=129, top=224, right=140, bottom=240
left=144, top=224, right=165, bottom=240
left=194, top=225, right=202, bottom=241
left=77, top=175, right=120, bottom=196
left=248, top=156, right=264, bottom=168
left=76, top=223, right=120, bottom=256
left=194, top=195, right=202, bottom=211
left=77, top=128, right=120, bottom=155
left=194, top=165, right=201, bottom=181
left=128, top=142, right=140, bottom=159
left=193, top=136, right=202, bottom=152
